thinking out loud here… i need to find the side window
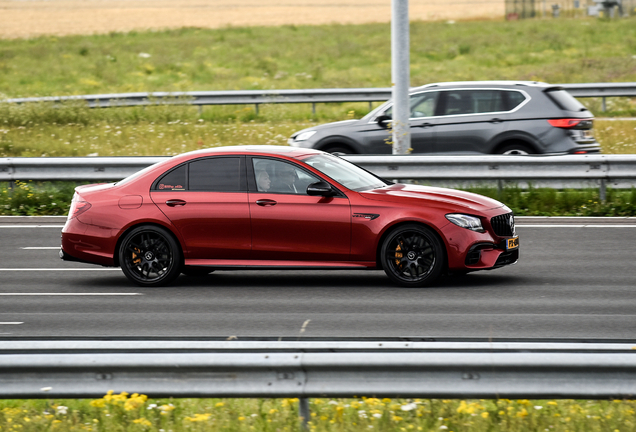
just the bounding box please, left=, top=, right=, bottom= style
left=410, top=92, right=438, bottom=118
left=441, top=90, right=505, bottom=115
left=252, top=158, right=319, bottom=195
left=155, top=165, right=186, bottom=191
left=382, top=92, right=438, bottom=119
left=441, top=91, right=474, bottom=115
left=189, top=157, right=241, bottom=192
left=504, top=90, right=527, bottom=111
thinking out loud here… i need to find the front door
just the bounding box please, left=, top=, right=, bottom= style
left=249, top=157, right=351, bottom=262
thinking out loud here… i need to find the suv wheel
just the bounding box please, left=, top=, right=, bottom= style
left=323, top=145, right=354, bottom=155
left=497, top=143, right=534, bottom=155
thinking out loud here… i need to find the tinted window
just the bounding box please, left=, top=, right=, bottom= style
left=441, top=90, right=506, bottom=116
left=189, top=157, right=241, bottom=192
left=504, top=90, right=526, bottom=110
left=155, top=165, right=186, bottom=191
left=545, top=89, right=587, bottom=112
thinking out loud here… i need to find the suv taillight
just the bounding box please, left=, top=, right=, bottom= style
left=547, top=118, right=593, bottom=129
left=68, top=192, right=91, bottom=219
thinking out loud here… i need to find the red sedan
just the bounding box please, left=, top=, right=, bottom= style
left=60, top=146, right=519, bottom=287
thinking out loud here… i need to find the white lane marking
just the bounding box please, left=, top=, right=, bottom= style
left=517, top=225, right=636, bottom=228
left=0, top=293, right=140, bottom=296
left=0, top=268, right=121, bottom=271
left=0, top=225, right=64, bottom=228
left=0, top=322, right=23, bottom=325
left=22, top=247, right=61, bottom=250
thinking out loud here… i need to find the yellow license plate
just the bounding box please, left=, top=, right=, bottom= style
left=507, top=237, right=519, bottom=250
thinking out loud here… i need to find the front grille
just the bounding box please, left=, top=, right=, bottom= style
left=490, top=212, right=515, bottom=237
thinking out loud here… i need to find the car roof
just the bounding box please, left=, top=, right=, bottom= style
left=411, top=80, right=555, bottom=92
left=173, top=145, right=321, bottom=160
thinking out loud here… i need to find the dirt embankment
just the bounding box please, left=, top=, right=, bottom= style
left=0, top=0, right=503, bottom=38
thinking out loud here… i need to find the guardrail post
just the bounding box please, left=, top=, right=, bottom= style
left=312, top=103, right=316, bottom=116
left=299, top=397, right=310, bottom=430
left=602, top=97, right=607, bottom=112
left=600, top=178, right=607, bottom=202
left=255, top=104, right=259, bottom=115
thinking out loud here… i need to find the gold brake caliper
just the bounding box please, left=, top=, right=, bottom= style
left=395, top=242, right=403, bottom=266
left=132, top=247, right=142, bottom=265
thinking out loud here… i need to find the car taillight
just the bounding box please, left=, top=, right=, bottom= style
left=68, top=192, right=91, bottom=219
left=547, top=118, right=590, bottom=129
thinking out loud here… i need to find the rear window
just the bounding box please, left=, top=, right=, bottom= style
left=545, top=89, right=587, bottom=112
left=189, top=157, right=241, bottom=191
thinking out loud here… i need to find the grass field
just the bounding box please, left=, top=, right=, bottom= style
left=2, top=395, right=636, bottom=432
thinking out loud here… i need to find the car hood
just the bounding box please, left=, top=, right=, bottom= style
left=294, top=119, right=360, bottom=136
left=360, top=184, right=506, bottom=212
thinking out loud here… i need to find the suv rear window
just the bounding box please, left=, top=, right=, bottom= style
left=545, top=89, right=587, bottom=112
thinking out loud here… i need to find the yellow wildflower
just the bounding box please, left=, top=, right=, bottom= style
left=215, top=402, right=225, bottom=408
left=481, top=412, right=489, bottom=418
left=90, top=400, right=105, bottom=408
left=184, top=413, right=211, bottom=422
left=133, top=418, right=152, bottom=427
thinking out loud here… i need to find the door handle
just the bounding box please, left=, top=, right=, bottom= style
left=490, top=118, right=503, bottom=123
left=417, top=122, right=433, bottom=128
left=256, top=199, right=277, bottom=207
left=165, top=199, right=186, bottom=207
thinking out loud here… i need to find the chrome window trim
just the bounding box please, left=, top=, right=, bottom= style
left=367, top=88, right=531, bottom=124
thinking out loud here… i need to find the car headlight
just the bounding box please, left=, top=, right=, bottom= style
left=294, top=130, right=317, bottom=141
left=445, top=214, right=484, bottom=232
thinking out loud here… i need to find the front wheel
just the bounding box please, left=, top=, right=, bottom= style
left=119, top=225, right=182, bottom=287
left=380, top=224, right=444, bottom=287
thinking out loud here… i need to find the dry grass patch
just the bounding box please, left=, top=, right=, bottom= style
left=0, top=0, right=503, bottom=39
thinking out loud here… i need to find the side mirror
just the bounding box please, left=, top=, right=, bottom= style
left=376, top=115, right=392, bottom=129
left=307, top=181, right=335, bottom=197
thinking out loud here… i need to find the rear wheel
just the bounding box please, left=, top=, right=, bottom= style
left=497, top=142, right=534, bottom=155
left=119, top=225, right=182, bottom=287
left=380, top=224, right=444, bottom=287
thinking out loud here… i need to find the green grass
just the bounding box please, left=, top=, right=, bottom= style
left=2, top=19, right=636, bottom=98
left=2, top=395, right=636, bottom=432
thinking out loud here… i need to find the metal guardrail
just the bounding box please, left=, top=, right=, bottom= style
left=3, top=83, right=636, bottom=113
left=1, top=154, right=635, bottom=199
left=1, top=339, right=636, bottom=399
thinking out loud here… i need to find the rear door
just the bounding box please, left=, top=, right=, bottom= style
left=434, top=89, right=511, bottom=154
left=150, top=156, right=251, bottom=259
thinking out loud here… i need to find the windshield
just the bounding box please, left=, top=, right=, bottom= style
left=301, top=153, right=389, bottom=191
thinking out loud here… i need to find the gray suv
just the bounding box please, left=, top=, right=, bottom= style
left=288, top=81, right=601, bottom=155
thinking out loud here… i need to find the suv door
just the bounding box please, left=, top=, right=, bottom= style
left=434, top=89, right=517, bottom=154
left=363, top=91, right=440, bottom=154
left=150, top=156, right=252, bottom=259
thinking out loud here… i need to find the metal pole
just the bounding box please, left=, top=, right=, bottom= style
left=299, top=398, right=310, bottom=430
left=391, top=0, right=411, bottom=155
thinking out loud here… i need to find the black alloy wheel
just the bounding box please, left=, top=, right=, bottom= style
left=380, top=224, right=444, bottom=287
left=119, top=225, right=182, bottom=287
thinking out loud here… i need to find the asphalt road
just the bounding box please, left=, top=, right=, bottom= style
left=1, top=216, right=635, bottom=339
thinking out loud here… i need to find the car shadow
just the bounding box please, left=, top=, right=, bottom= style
left=69, top=270, right=518, bottom=290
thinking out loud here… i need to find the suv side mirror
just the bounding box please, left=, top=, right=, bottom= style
left=307, top=181, right=335, bottom=197
left=376, top=115, right=392, bottom=129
